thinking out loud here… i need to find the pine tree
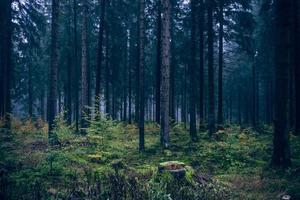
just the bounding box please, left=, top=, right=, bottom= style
left=161, top=0, right=171, bottom=147
left=48, top=0, right=60, bottom=143
left=271, top=0, right=292, bottom=168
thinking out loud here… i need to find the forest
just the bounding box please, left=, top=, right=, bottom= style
left=0, top=0, right=300, bottom=199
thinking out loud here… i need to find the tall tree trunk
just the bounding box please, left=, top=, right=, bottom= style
left=28, top=64, right=33, bottom=118
left=161, top=0, right=171, bottom=147
left=293, top=0, right=300, bottom=135
left=40, top=89, right=45, bottom=120
left=156, top=0, right=162, bottom=124
left=207, top=0, right=215, bottom=136
left=81, top=0, right=89, bottom=132
left=66, top=0, right=72, bottom=125
left=58, top=89, right=62, bottom=113
left=0, top=0, right=12, bottom=129
left=105, top=26, right=110, bottom=115
left=238, top=86, right=242, bottom=125
left=288, top=62, right=294, bottom=129
left=73, top=0, right=79, bottom=132
left=128, top=28, right=132, bottom=123
left=48, top=0, right=60, bottom=143
left=198, top=0, right=204, bottom=128
left=183, top=64, right=187, bottom=126
left=138, top=0, right=145, bottom=151
left=217, top=1, right=224, bottom=125
left=252, top=59, right=257, bottom=127
left=271, top=0, right=292, bottom=168
left=189, top=0, right=198, bottom=141
left=170, top=7, right=175, bottom=123
left=95, top=0, right=106, bottom=106
left=123, top=30, right=129, bottom=121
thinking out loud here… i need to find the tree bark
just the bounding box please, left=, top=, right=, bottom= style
left=128, top=28, right=132, bottom=123
left=293, top=0, right=300, bottom=135
left=156, top=0, right=162, bottom=124
left=66, top=0, right=72, bottom=125
left=252, top=58, right=257, bottom=127
left=138, top=0, right=145, bottom=151
left=217, top=1, right=224, bottom=125
left=0, top=0, right=12, bottom=128
left=28, top=64, right=33, bottom=118
left=271, top=0, right=292, bottom=168
left=207, top=0, right=215, bottom=136
left=161, top=0, right=171, bottom=147
left=73, top=0, right=79, bottom=132
left=105, top=26, right=110, bottom=115
left=95, top=0, right=106, bottom=106
left=48, top=0, right=60, bottom=143
left=189, top=0, right=198, bottom=141
left=198, top=0, right=205, bottom=128
left=81, top=0, right=89, bottom=132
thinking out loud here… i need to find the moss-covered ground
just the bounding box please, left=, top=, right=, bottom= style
left=0, top=117, right=300, bottom=199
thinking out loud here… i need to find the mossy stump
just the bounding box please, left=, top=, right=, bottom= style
left=158, top=161, right=186, bottom=179
left=111, top=159, right=125, bottom=171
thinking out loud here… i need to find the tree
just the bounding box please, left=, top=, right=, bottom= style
left=95, top=0, right=106, bottom=105
left=189, top=0, right=198, bottom=141
left=156, top=0, right=162, bottom=124
left=66, top=0, right=73, bottom=125
left=0, top=0, right=12, bottom=128
left=161, top=0, right=171, bottom=147
left=48, top=0, right=60, bottom=143
left=271, top=0, right=292, bottom=168
left=217, top=0, right=224, bottom=125
left=138, top=0, right=145, bottom=151
left=81, top=0, right=89, bottom=132
left=198, top=0, right=205, bottom=128
left=207, top=0, right=216, bottom=136
left=74, top=0, right=80, bottom=132
left=28, top=61, right=33, bottom=118
left=294, top=0, right=300, bottom=135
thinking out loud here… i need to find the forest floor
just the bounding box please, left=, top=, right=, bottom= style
left=1, top=118, right=300, bottom=199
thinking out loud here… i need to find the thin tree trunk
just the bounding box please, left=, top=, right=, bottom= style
left=161, top=0, right=171, bottom=147
left=207, top=0, right=215, bottom=136
left=189, top=0, right=198, bottom=141
left=66, top=0, right=72, bottom=125
left=271, top=0, right=292, bottom=168
left=288, top=61, right=294, bottom=129
left=238, top=87, right=241, bottom=125
left=183, top=64, right=187, bottom=126
left=58, top=89, right=62, bottom=114
left=293, top=0, right=300, bottom=135
left=128, top=28, right=132, bottom=123
left=48, top=0, right=60, bottom=143
left=28, top=64, right=33, bottom=118
left=0, top=0, right=12, bottom=129
left=138, top=0, right=145, bottom=151
left=40, top=89, right=45, bottom=120
left=217, top=1, right=224, bottom=125
left=123, top=30, right=129, bottom=121
left=198, top=0, right=204, bottom=128
left=95, top=0, right=106, bottom=106
left=156, top=0, right=162, bottom=124
left=105, top=27, right=110, bottom=115
left=81, top=0, right=89, bottom=132
left=73, top=0, right=79, bottom=132
left=252, top=59, right=256, bottom=127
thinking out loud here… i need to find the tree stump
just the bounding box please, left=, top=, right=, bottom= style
left=158, top=161, right=186, bottom=179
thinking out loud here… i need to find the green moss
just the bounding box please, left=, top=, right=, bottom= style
left=1, top=122, right=299, bottom=199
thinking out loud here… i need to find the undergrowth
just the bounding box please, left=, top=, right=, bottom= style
left=0, top=116, right=299, bottom=199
